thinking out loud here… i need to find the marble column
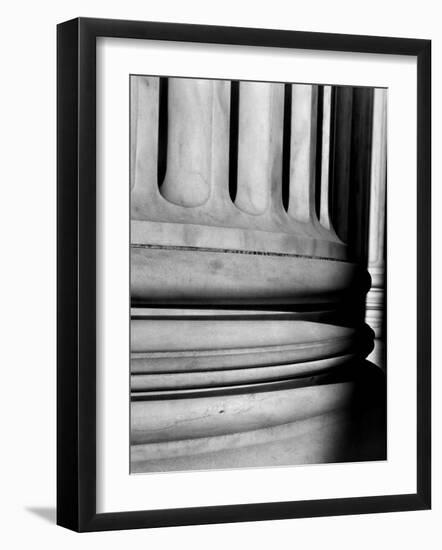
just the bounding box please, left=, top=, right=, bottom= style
left=129, top=76, right=385, bottom=472
left=366, top=88, right=387, bottom=369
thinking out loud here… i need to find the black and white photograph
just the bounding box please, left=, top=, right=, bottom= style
left=129, top=75, right=387, bottom=474
left=0, top=0, right=435, bottom=543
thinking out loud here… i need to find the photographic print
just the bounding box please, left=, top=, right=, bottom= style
left=57, top=18, right=431, bottom=531
left=129, top=75, right=387, bottom=474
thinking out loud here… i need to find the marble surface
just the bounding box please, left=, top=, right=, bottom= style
left=131, top=362, right=386, bottom=471
left=131, top=377, right=356, bottom=444
left=236, top=81, right=284, bottom=215
left=131, top=316, right=358, bottom=390
left=131, top=247, right=359, bottom=305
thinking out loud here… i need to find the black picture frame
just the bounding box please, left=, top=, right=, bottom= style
left=57, top=17, right=431, bottom=532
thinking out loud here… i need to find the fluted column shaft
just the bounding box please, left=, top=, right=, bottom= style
left=288, top=84, right=318, bottom=223
left=235, top=82, right=284, bottom=216
left=130, top=76, right=159, bottom=216
left=160, top=78, right=214, bottom=207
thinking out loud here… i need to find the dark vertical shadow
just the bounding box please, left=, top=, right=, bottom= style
left=330, top=86, right=354, bottom=245
left=333, top=88, right=386, bottom=461
left=157, top=77, right=168, bottom=187
left=330, top=87, right=377, bottom=341
left=346, top=360, right=387, bottom=462
left=282, top=83, right=292, bottom=212
left=348, top=87, right=374, bottom=266
left=383, top=186, right=387, bottom=372
left=347, top=88, right=374, bottom=330
left=228, top=81, right=239, bottom=203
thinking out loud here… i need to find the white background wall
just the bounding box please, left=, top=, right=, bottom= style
left=0, top=0, right=440, bottom=547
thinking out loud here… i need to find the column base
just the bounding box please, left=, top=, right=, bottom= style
left=131, top=352, right=385, bottom=473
